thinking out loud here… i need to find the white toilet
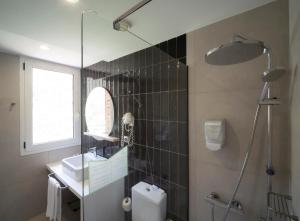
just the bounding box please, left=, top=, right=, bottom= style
left=132, top=182, right=167, bottom=221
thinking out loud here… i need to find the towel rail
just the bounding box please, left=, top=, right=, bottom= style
left=48, top=173, right=68, bottom=190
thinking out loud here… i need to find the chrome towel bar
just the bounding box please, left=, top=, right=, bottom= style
left=48, top=173, right=68, bottom=190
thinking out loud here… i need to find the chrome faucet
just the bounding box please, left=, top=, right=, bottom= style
left=88, top=147, right=97, bottom=157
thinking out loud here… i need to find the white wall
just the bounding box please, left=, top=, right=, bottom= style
left=0, top=52, right=80, bottom=221
left=290, top=0, right=300, bottom=216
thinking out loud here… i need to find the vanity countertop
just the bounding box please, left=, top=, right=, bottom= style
left=46, top=161, right=89, bottom=198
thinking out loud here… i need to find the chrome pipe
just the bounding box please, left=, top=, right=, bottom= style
left=265, top=49, right=273, bottom=221
left=267, top=86, right=273, bottom=192
left=266, top=86, right=273, bottom=221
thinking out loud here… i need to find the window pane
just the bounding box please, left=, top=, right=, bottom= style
left=32, top=68, right=74, bottom=144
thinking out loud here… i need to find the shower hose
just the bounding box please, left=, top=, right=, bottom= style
left=221, top=103, right=262, bottom=221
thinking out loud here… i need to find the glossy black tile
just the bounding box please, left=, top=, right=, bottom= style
left=169, top=60, right=178, bottom=91
left=153, top=121, right=161, bottom=148
left=169, top=122, right=178, bottom=153
left=146, top=66, right=153, bottom=93
left=133, top=68, right=140, bottom=94
left=160, top=150, right=170, bottom=180
left=140, top=67, right=147, bottom=93
left=178, top=90, right=188, bottom=122
left=178, top=123, right=188, bottom=155
left=177, top=35, right=186, bottom=59
left=146, top=93, right=153, bottom=120
left=160, top=92, right=169, bottom=121
left=153, top=64, right=161, bottom=92
left=178, top=62, right=188, bottom=90
left=169, top=91, right=178, bottom=121
left=159, top=41, right=168, bottom=63
left=160, top=63, right=169, bottom=91
left=170, top=153, right=179, bottom=184
left=160, top=121, right=170, bottom=151
left=138, top=94, right=146, bottom=119
left=133, top=51, right=140, bottom=68
left=146, top=121, right=153, bottom=147
left=153, top=93, right=161, bottom=120
left=179, top=154, right=188, bottom=187
left=153, top=46, right=161, bottom=65
left=145, top=47, right=153, bottom=67
left=168, top=37, right=177, bottom=59
left=140, top=120, right=147, bottom=146
left=133, top=94, right=140, bottom=118
left=139, top=49, right=146, bottom=68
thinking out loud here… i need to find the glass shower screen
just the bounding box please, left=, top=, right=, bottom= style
left=81, top=9, right=188, bottom=221
left=81, top=11, right=152, bottom=221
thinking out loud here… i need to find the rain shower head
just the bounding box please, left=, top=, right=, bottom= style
left=205, top=35, right=266, bottom=65
left=262, top=67, right=286, bottom=82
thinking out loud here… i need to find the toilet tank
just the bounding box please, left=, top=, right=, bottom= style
left=132, top=182, right=167, bottom=221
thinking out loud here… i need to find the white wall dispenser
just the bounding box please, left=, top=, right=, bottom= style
left=204, top=119, right=226, bottom=151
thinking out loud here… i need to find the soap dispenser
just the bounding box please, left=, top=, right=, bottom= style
left=204, top=120, right=226, bottom=151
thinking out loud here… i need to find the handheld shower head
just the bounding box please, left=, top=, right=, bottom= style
left=262, top=67, right=286, bottom=82
left=205, top=35, right=266, bottom=65
left=259, top=67, right=286, bottom=101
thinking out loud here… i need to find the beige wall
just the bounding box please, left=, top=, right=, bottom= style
left=0, top=53, right=80, bottom=221
left=290, top=0, right=300, bottom=216
left=187, top=1, right=290, bottom=221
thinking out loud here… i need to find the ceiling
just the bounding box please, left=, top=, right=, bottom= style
left=0, top=0, right=274, bottom=67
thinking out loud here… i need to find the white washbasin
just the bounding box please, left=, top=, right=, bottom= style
left=62, top=153, right=106, bottom=181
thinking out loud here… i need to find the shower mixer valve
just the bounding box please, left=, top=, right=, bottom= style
left=205, top=192, right=244, bottom=215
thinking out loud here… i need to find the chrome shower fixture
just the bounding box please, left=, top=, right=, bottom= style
left=259, top=67, right=286, bottom=103
left=204, top=34, right=286, bottom=221
left=205, top=34, right=266, bottom=65
left=262, top=67, right=286, bottom=82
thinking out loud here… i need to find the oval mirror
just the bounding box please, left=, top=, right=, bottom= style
left=85, top=87, right=114, bottom=135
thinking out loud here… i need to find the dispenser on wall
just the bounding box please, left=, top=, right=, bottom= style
left=204, top=120, right=226, bottom=151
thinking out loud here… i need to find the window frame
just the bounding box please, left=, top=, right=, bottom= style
left=20, top=57, right=81, bottom=156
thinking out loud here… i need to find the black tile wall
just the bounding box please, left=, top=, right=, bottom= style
left=81, top=34, right=188, bottom=221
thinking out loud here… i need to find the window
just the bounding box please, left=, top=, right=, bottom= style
left=20, top=58, right=80, bottom=155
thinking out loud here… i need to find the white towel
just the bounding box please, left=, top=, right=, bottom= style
left=46, top=177, right=62, bottom=221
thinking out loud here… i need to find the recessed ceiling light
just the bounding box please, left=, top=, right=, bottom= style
left=66, top=0, right=79, bottom=3
left=40, top=45, right=49, bottom=50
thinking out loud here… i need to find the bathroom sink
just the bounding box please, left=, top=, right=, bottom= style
left=62, top=153, right=106, bottom=182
